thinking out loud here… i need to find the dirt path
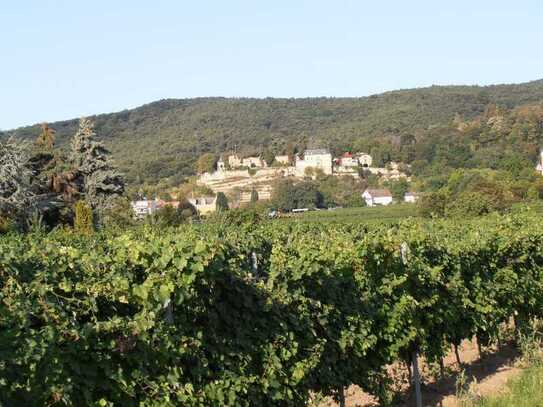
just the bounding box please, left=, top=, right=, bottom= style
left=320, top=339, right=521, bottom=406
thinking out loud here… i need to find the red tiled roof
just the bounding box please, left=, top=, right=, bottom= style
left=364, top=188, right=392, bottom=197
left=156, top=200, right=180, bottom=209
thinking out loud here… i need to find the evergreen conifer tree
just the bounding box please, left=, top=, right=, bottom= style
left=0, top=138, right=35, bottom=221
left=215, top=192, right=229, bottom=212
left=69, top=118, right=124, bottom=220
left=250, top=189, right=259, bottom=203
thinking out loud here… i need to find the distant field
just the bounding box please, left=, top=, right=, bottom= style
left=278, top=204, right=419, bottom=224
left=279, top=202, right=543, bottom=225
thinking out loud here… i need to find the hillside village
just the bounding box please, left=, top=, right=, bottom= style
left=131, top=149, right=417, bottom=217
left=198, top=149, right=408, bottom=199
left=131, top=144, right=543, bottom=217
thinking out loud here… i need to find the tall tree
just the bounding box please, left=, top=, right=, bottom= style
left=36, top=123, right=56, bottom=151
left=262, top=150, right=275, bottom=166
left=215, top=192, right=229, bottom=212
left=30, top=123, right=79, bottom=211
left=250, top=189, right=259, bottom=203
left=69, top=118, right=124, bottom=219
left=0, top=138, right=35, bottom=221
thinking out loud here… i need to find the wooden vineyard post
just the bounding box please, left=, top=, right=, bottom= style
left=338, top=386, right=346, bottom=407
left=401, top=242, right=422, bottom=407
left=251, top=251, right=258, bottom=275
left=164, top=299, right=174, bottom=324
left=412, top=350, right=422, bottom=407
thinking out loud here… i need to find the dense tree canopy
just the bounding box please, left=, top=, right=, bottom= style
left=417, top=167, right=543, bottom=217
left=195, top=153, right=217, bottom=174
left=271, top=179, right=324, bottom=211
left=3, top=80, right=543, bottom=186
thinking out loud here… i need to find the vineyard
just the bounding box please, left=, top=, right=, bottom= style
left=1, top=213, right=543, bottom=406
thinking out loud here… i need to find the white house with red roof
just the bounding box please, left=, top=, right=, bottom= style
left=362, top=188, right=393, bottom=207
left=338, top=152, right=359, bottom=167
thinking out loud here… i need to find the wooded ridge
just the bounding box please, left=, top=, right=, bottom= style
left=2, top=79, right=543, bottom=185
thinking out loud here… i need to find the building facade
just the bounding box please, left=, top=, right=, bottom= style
left=131, top=199, right=158, bottom=218
left=338, top=152, right=359, bottom=168
left=295, top=149, right=333, bottom=176
left=357, top=153, right=373, bottom=167
left=227, top=154, right=267, bottom=169
left=362, top=188, right=393, bottom=207
left=228, top=154, right=242, bottom=168
left=242, top=156, right=267, bottom=168
left=217, top=157, right=226, bottom=171
left=188, top=196, right=217, bottom=215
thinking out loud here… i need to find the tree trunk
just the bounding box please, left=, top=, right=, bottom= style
left=439, top=357, right=445, bottom=379
left=454, top=343, right=461, bottom=366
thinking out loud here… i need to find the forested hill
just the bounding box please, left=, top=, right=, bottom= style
left=3, top=79, right=543, bottom=185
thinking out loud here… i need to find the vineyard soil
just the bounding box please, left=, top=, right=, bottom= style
left=321, top=338, right=521, bottom=406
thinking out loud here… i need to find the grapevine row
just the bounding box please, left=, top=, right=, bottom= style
left=1, top=213, right=542, bottom=405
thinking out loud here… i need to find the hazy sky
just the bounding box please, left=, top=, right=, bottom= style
left=1, top=0, right=542, bottom=129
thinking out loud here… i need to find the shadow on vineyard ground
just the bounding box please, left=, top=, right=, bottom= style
left=407, top=341, right=519, bottom=406
left=323, top=340, right=521, bottom=406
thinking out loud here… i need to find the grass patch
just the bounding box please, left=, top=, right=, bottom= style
left=471, top=365, right=543, bottom=407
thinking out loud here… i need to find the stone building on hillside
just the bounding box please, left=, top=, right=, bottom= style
left=228, top=154, right=242, bottom=168
left=295, top=149, right=333, bottom=176
left=227, top=154, right=267, bottom=169
left=188, top=196, right=217, bottom=215
left=217, top=156, right=226, bottom=171
left=242, top=156, right=267, bottom=168
left=357, top=153, right=373, bottom=167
